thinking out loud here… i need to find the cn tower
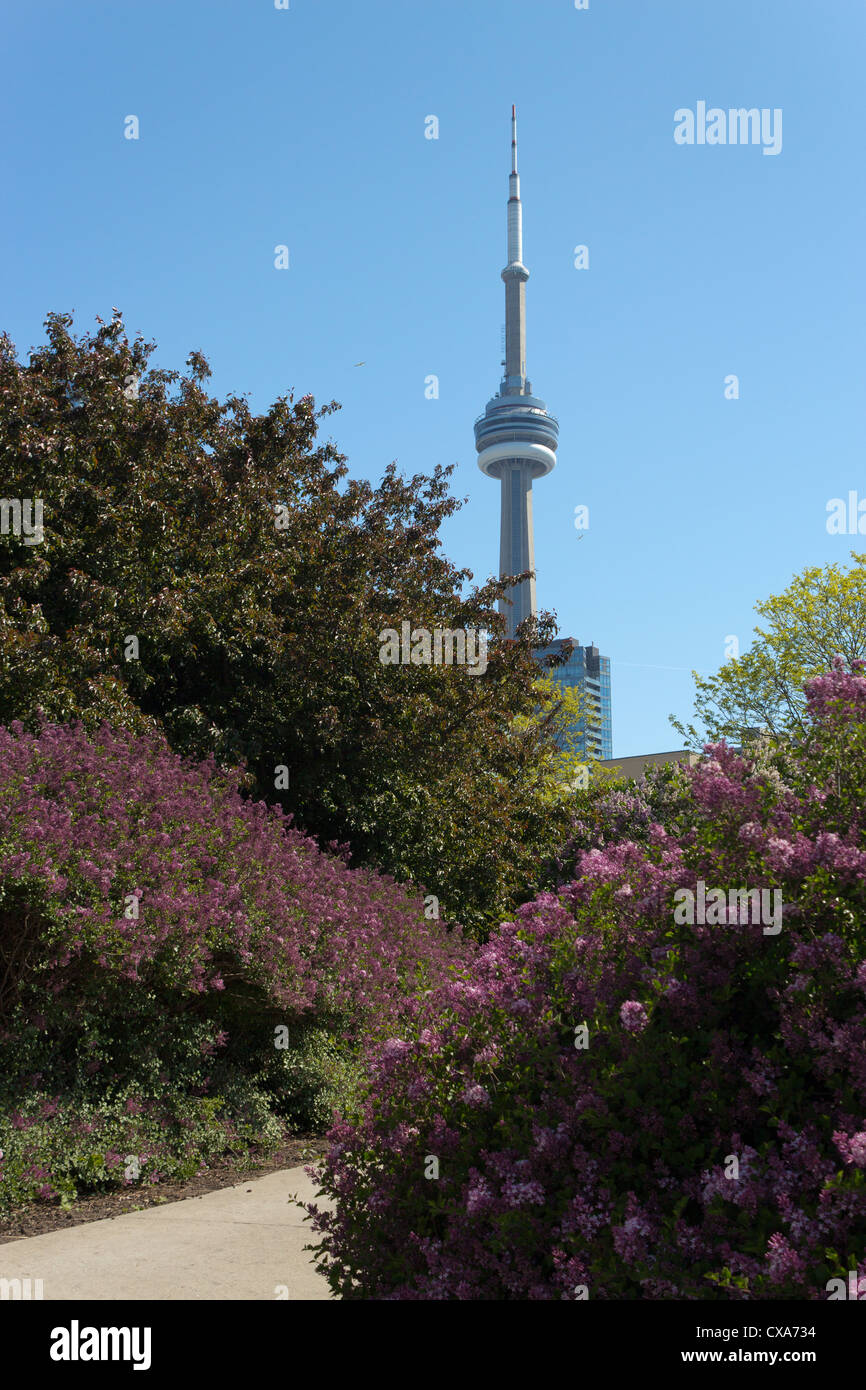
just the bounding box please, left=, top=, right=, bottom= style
left=474, top=106, right=559, bottom=638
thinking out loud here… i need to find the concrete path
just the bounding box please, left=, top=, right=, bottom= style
left=0, top=1165, right=335, bottom=1300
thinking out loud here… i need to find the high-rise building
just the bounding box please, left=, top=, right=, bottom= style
left=536, top=638, right=613, bottom=761
left=474, top=107, right=559, bottom=638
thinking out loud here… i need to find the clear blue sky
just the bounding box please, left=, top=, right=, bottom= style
left=2, top=0, right=864, bottom=754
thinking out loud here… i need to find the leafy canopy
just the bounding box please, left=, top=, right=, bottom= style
left=0, top=311, right=576, bottom=935
left=670, top=552, right=866, bottom=747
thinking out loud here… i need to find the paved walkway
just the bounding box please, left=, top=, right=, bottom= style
left=0, top=1165, right=334, bottom=1300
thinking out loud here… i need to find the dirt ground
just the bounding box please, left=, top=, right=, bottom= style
left=0, top=1135, right=329, bottom=1243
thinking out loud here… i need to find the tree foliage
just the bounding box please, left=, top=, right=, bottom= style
left=0, top=312, right=574, bottom=935
left=670, top=553, right=866, bottom=747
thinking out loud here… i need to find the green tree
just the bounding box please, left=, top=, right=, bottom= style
left=670, top=553, right=866, bottom=747
left=514, top=676, right=592, bottom=799
left=0, top=312, right=574, bottom=935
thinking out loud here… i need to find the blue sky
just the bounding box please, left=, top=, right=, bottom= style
left=2, top=0, right=864, bottom=755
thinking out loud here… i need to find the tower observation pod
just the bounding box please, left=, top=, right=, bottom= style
left=474, top=106, right=559, bottom=638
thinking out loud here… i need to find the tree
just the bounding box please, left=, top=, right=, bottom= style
left=0, top=312, right=574, bottom=935
left=670, top=553, right=866, bottom=747
left=514, top=675, right=590, bottom=799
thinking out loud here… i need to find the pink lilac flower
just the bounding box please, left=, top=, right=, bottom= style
left=620, top=1001, right=648, bottom=1034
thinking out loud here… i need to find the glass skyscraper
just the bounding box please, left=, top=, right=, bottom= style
left=535, top=638, right=613, bottom=762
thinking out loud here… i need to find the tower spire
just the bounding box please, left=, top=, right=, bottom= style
left=504, top=105, right=527, bottom=392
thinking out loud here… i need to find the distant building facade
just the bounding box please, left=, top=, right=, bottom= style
left=598, top=748, right=701, bottom=780
left=536, top=637, right=613, bottom=761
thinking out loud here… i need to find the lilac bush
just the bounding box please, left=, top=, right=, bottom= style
left=304, top=661, right=866, bottom=1299
left=0, top=718, right=467, bottom=1027
left=0, top=719, right=470, bottom=1212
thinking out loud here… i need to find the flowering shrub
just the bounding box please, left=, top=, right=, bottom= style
left=551, top=760, right=696, bottom=868
left=0, top=720, right=469, bottom=1211
left=0, top=719, right=467, bottom=1027
left=305, top=661, right=866, bottom=1299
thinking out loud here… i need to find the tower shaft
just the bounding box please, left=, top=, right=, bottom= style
left=499, top=463, right=536, bottom=630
